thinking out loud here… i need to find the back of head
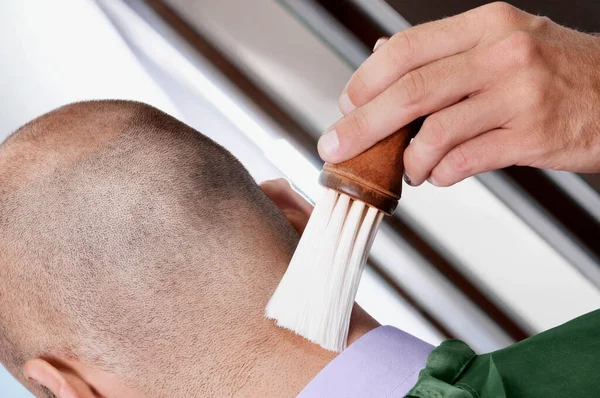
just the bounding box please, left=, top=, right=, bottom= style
left=0, top=101, right=300, bottom=396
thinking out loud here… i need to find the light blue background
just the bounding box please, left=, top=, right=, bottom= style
left=0, top=365, right=32, bottom=397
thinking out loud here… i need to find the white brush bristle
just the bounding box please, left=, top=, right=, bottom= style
left=265, top=189, right=383, bottom=352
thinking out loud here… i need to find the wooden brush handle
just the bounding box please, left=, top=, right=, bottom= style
left=318, top=121, right=421, bottom=215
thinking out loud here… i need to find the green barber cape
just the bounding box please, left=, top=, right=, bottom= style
left=407, top=309, right=600, bottom=397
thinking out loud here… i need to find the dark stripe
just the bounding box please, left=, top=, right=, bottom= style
left=502, top=167, right=600, bottom=260
left=313, top=0, right=386, bottom=49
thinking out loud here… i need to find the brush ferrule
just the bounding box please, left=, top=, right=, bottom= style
left=317, top=123, right=419, bottom=216
left=319, top=168, right=398, bottom=215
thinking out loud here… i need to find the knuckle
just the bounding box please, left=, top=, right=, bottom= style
left=386, top=30, right=415, bottom=67
left=264, top=178, right=287, bottom=189
left=349, top=111, right=371, bottom=140
left=398, top=69, right=426, bottom=104
left=421, top=116, right=450, bottom=149
left=484, top=2, right=520, bottom=25
left=346, top=71, right=369, bottom=108
left=446, top=145, right=472, bottom=174
left=530, top=15, right=552, bottom=32
left=274, top=178, right=291, bottom=189
left=503, top=30, right=541, bottom=68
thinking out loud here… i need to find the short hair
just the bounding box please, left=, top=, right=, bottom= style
left=0, top=100, right=298, bottom=396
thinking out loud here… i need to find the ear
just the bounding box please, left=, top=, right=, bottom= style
left=23, top=358, right=98, bottom=398
left=260, top=179, right=313, bottom=235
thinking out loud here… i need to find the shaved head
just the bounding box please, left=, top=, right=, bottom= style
left=0, top=101, right=303, bottom=396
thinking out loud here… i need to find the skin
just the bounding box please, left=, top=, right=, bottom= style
left=318, top=2, right=600, bottom=187
left=21, top=179, right=378, bottom=398
left=0, top=102, right=379, bottom=398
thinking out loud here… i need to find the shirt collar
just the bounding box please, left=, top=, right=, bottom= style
left=298, top=326, right=433, bottom=398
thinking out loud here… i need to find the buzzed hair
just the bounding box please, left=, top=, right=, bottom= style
left=0, top=101, right=298, bottom=396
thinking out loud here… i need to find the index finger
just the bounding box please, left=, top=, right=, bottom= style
left=339, top=2, right=517, bottom=114
left=259, top=179, right=314, bottom=216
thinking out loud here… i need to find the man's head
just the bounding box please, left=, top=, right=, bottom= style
left=0, top=101, right=361, bottom=397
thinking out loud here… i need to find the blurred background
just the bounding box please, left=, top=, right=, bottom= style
left=2, top=1, right=600, bottom=396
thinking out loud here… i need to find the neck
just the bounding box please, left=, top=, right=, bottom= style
left=235, top=305, right=379, bottom=397
left=73, top=306, right=378, bottom=398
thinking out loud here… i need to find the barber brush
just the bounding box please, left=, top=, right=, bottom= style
left=266, top=121, right=419, bottom=352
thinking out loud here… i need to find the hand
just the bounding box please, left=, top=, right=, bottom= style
left=318, top=2, right=600, bottom=187
left=260, top=179, right=313, bottom=235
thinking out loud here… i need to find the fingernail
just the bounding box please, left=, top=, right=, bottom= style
left=427, top=176, right=439, bottom=187
left=373, top=37, right=389, bottom=52
left=403, top=172, right=414, bottom=186
left=318, top=130, right=339, bottom=159
left=338, top=92, right=356, bottom=114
